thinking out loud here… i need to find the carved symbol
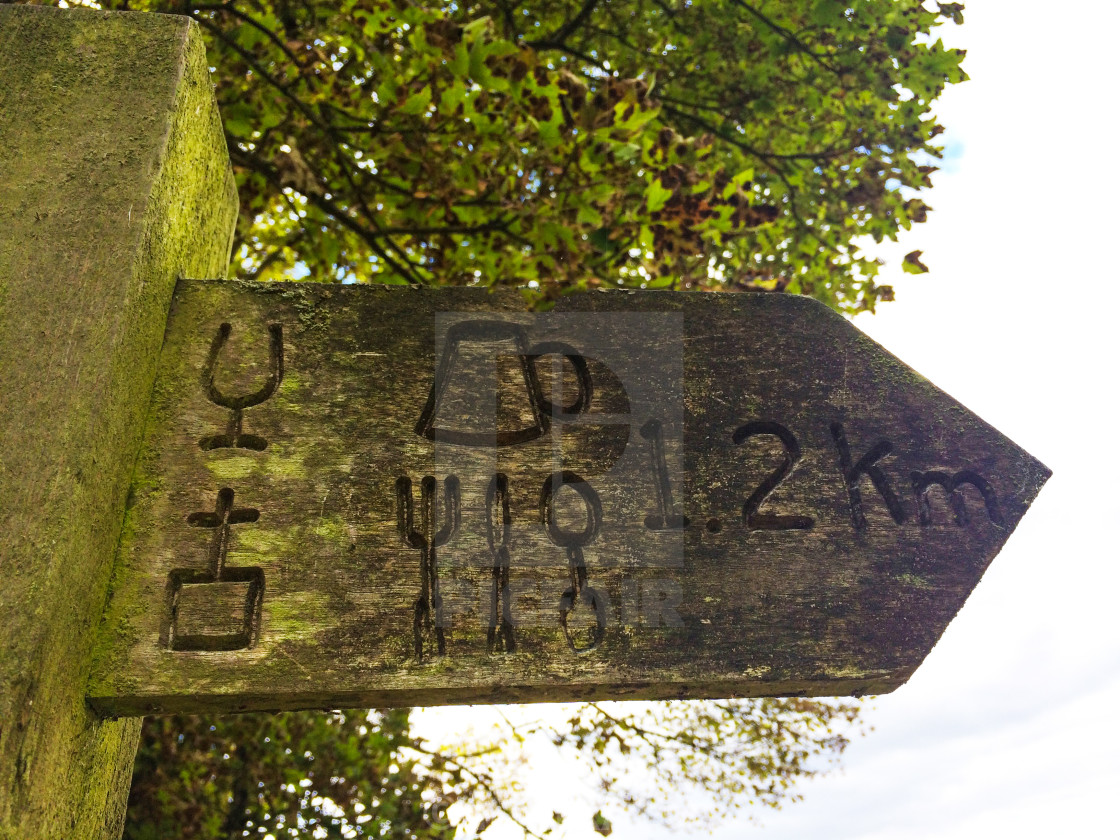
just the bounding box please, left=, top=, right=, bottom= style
left=911, top=470, right=1004, bottom=528
left=414, top=322, right=595, bottom=447
left=540, top=471, right=606, bottom=653
left=165, top=488, right=264, bottom=651
left=640, top=419, right=689, bottom=529
left=524, top=341, right=593, bottom=418
left=415, top=320, right=548, bottom=447
left=198, top=322, right=283, bottom=451
left=733, top=421, right=814, bottom=532
left=485, top=474, right=516, bottom=654
left=396, top=475, right=461, bottom=662
left=831, top=422, right=907, bottom=531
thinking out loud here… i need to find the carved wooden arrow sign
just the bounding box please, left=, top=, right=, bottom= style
left=89, top=280, right=1049, bottom=715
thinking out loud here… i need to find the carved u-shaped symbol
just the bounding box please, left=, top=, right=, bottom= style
left=199, top=322, right=284, bottom=451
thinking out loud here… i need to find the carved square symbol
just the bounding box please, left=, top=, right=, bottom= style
left=167, top=568, right=264, bottom=651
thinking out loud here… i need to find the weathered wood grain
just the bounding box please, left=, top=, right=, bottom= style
left=89, top=280, right=1050, bottom=715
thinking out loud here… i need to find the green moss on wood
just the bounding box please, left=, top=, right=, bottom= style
left=0, top=5, right=237, bottom=836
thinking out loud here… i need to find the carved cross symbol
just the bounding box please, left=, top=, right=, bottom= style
left=187, top=487, right=260, bottom=578
left=164, top=488, right=264, bottom=652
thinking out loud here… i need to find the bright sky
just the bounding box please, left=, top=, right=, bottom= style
left=417, top=1, right=1120, bottom=836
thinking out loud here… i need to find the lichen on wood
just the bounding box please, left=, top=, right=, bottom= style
left=0, top=5, right=237, bottom=837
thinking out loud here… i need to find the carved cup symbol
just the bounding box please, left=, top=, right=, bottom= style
left=415, top=320, right=545, bottom=447
left=199, top=322, right=284, bottom=451
left=415, top=321, right=593, bottom=448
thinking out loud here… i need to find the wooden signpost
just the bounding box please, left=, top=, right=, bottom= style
left=87, top=280, right=1050, bottom=715
left=0, top=5, right=1049, bottom=838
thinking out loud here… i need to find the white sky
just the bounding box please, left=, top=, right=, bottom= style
left=416, top=1, right=1120, bottom=836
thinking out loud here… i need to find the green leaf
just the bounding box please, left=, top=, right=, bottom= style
left=462, top=15, right=491, bottom=36
left=577, top=204, right=604, bottom=227
left=400, top=86, right=432, bottom=115
left=452, top=205, right=485, bottom=224
left=449, top=42, right=470, bottom=77
left=536, top=118, right=562, bottom=148
left=588, top=227, right=613, bottom=252
left=440, top=82, right=467, bottom=113
left=614, top=100, right=661, bottom=132
left=592, top=810, right=613, bottom=836
left=902, top=249, right=929, bottom=274
left=722, top=168, right=755, bottom=199
left=221, top=102, right=255, bottom=137
left=811, top=0, right=842, bottom=26
left=646, top=178, right=673, bottom=213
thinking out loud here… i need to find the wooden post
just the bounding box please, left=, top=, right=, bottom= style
left=0, top=6, right=237, bottom=838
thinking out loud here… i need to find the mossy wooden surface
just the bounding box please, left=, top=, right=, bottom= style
left=0, top=6, right=237, bottom=838
left=90, top=281, right=1050, bottom=715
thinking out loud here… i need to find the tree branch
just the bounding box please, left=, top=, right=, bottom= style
left=661, top=103, right=850, bottom=163
left=407, top=743, right=549, bottom=840
left=539, top=0, right=600, bottom=48
left=229, top=146, right=429, bottom=282
left=729, top=0, right=841, bottom=75
left=192, top=2, right=305, bottom=68
left=241, top=229, right=305, bottom=280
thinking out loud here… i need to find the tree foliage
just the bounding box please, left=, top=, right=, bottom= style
left=126, top=709, right=457, bottom=840
left=552, top=699, right=862, bottom=822
left=108, top=0, right=959, bottom=311
left=125, top=699, right=863, bottom=838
